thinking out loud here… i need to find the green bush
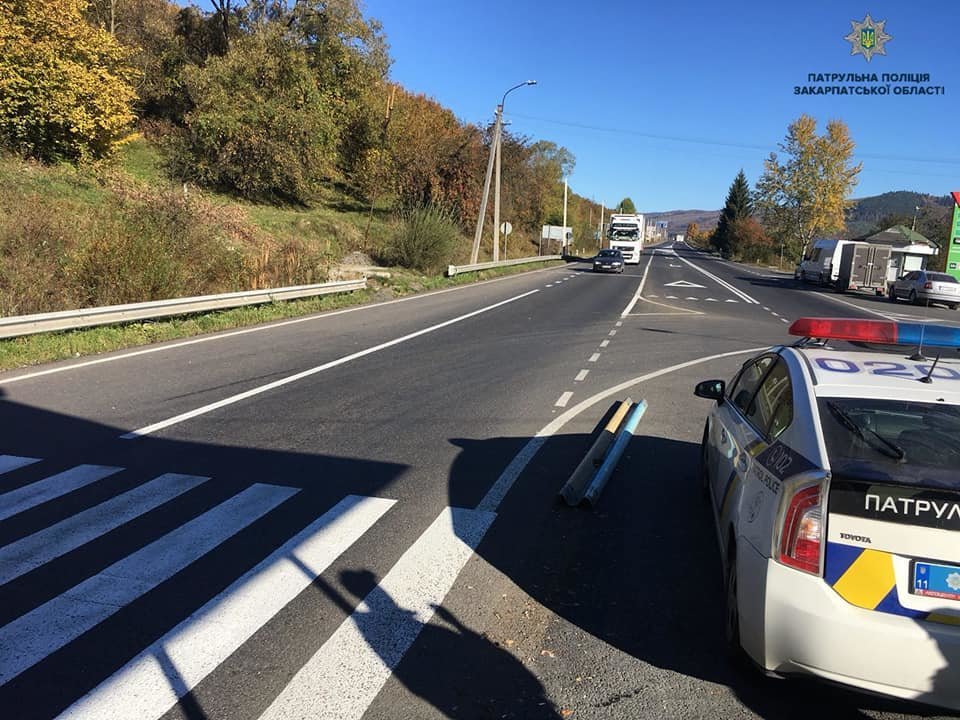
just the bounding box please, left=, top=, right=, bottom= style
left=385, top=205, right=461, bottom=272
left=165, top=25, right=336, bottom=204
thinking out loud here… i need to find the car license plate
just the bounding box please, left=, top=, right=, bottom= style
left=911, top=561, right=960, bottom=601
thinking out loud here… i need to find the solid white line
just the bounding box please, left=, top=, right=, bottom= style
left=600, top=339, right=610, bottom=348
left=555, top=391, right=573, bottom=408
left=474, top=346, right=768, bottom=513
left=588, top=353, right=601, bottom=362
left=810, top=290, right=893, bottom=319
left=1, top=268, right=560, bottom=385
left=121, top=289, right=539, bottom=439
left=0, top=483, right=298, bottom=685
left=620, top=252, right=655, bottom=317
left=574, top=369, right=589, bottom=382
left=259, top=506, right=496, bottom=720
left=0, top=455, right=39, bottom=475
left=0, top=465, right=122, bottom=522
left=673, top=254, right=759, bottom=304
left=59, top=495, right=395, bottom=720
left=0, top=474, right=208, bottom=586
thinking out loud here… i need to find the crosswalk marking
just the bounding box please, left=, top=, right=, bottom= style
left=0, top=465, right=122, bottom=522
left=0, top=473, right=208, bottom=586
left=0, top=455, right=39, bottom=476
left=59, top=495, right=395, bottom=720
left=0, top=483, right=298, bottom=685
left=260, top=506, right=496, bottom=720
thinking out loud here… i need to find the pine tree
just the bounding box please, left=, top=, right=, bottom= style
left=713, top=169, right=753, bottom=256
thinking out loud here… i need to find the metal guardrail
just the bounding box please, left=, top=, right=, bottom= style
left=446, top=255, right=562, bottom=277
left=0, top=279, right=367, bottom=339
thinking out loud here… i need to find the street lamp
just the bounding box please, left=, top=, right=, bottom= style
left=470, top=80, right=537, bottom=264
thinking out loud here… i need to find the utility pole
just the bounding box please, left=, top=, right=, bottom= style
left=471, top=109, right=502, bottom=264
left=493, top=121, right=503, bottom=262
left=471, top=81, right=536, bottom=264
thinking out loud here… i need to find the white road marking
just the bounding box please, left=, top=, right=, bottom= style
left=725, top=299, right=738, bottom=303
left=58, top=495, right=394, bottom=720
left=810, top=290, right=893, bottom=319
left=555, top=391, right=573, bottom=408
left=771, top=311, right=780, bottom=317
left=0, top=473, right=208, bottom=586
left=0, top=465, right=122, bottom=522
left=615, top=321, right=623, bottom=327
left=647, top=294, right=659, bottom=298
left=664, top=280, right=706, bottom=288
left=781, top=318, right=790, bottom=323
left=589, top=353, right=601, bottom=362
left=665, top=295, right=678, bottom=299
left=600, top=340, right=610, bottom=348
left=0, top=455, right=39, bottom=475
left=685, top=297, right=699, bottom=301
left=608, top=330, right=617, bottom=336
left=705, top=298, right=718, bottom=302
left=672, top=254, right=759, bottom=304
left=575, top=369, right=589, bottom=382
left=762, top=306, right=770, bottom=311
left=260, top=507, right=496, bottom=720
left=620, top=252, right=655, bottom=317
left=475, top=346, right=767, bottom=513
left=545, top=284, right=553, bottom=287
left=121, top=289, right=539, bottom=439
left=0, top=483, right=298, bottom=685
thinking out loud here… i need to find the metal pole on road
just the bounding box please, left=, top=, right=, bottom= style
left=493, top=118, right=502, bottom=262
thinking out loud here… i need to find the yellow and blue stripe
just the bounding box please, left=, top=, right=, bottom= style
left=826, top=542, right=927, bottom=620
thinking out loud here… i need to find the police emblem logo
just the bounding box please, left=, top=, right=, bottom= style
left=845, top=14, right=892, bottom=62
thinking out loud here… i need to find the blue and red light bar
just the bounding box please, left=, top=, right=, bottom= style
left=789, top=317, right=960, bottom=348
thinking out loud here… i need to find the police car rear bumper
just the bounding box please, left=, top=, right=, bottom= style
left=738, top=542, right=960, bottom=710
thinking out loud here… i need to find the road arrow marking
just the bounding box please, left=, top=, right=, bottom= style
left=664, top=280, right=706, bottom=288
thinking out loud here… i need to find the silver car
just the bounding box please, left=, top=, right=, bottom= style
left=889, top=270, right=960, bottom=309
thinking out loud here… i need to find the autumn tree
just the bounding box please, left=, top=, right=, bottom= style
left=166, top=24, right=337, bottom=202
left=713, top=169, right=752, bottom=256
left=0, top=0, right=138, bottom=162
left=755, top=115, right=861, bottom=262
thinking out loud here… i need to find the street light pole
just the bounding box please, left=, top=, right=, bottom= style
left=471, top=80, right=536, bottom=264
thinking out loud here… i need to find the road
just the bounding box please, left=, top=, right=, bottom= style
left=0, top=241, right=955, bottom=720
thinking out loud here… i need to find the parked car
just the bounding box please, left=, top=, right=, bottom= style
left=889, top=270, right=960, bottom=309
left=694, top=317, right=960, bottom=711
left=799, top=238, right=853, bottom=285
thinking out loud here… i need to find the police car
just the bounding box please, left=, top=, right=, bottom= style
left=694, top=317, right=960, bottom=710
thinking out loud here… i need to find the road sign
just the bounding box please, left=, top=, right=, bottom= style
left=947, top=192, right=960, bottom=282
left=664, top=280, right=706, bottom=288
left=500, top=222, right=512, bottom=236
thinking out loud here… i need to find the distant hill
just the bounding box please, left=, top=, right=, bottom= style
left=644, top=191, right=953, bottom=239
left=643, top=209, right=721, bottom=233
left=843, top=191, right=952, bottom=239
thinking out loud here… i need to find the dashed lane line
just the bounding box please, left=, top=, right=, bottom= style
left=600, top=340, right=610, bottom=348
left=575, top=369, right=589, bottom=382
left=555, top=391, right=574, bottom=408
left=589, top=353, right=601, bottom=363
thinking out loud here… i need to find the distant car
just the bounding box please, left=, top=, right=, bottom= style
left=592, top=249, right=624, bottom=273
left=694, top=317, right=960, bottom=711
left=889, top=270, right=960, bottom=309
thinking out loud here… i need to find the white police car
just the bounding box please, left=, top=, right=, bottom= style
left=694, top=317, right=960, bottom=710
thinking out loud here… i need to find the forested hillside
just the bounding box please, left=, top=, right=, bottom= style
left=0, top=0, right=602, bottom=315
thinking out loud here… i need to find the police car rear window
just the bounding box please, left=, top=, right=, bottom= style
left=818, top=398, right=960, bottom=490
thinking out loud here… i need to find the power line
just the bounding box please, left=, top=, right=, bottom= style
left=509, top=112, right=960, bottom=167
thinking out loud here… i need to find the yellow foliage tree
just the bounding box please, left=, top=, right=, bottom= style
left=0, top=0, right=138, bottom=162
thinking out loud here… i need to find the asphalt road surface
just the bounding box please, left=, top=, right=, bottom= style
left=1, top=241, right=956, bottom=720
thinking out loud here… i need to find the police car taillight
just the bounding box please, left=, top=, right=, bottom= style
left=789, top=317, right=960, bottom=348
left=778, top=484, right=822, bottom=575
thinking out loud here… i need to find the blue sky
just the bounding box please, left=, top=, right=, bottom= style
left=360, top=0, right=958, bottom=211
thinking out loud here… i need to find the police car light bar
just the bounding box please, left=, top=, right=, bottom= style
left=788, top=317, right=960, bottom=348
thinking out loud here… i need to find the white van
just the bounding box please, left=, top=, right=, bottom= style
left=798, top=238, right=853, bottom=285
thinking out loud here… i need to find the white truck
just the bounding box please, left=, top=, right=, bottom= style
left=606, top=214, right=644, bottom=265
